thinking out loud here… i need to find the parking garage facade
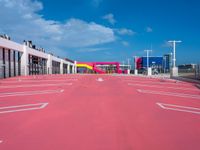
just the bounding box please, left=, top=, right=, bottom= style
left=0, top=47, right=22, bottom=78
left=0, top=35, right=77, bottom=79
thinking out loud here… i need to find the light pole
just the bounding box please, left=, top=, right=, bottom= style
left=144, top=50, right=152, bottom=68
left=122, top=61, right=124, bottom=73
left=144, top=50, right=152, bottom=76
left=163, top=56, right=166, bottom=74
left=168, top=40, right=182, bottom=68
left=127, top=58, right=130, bottom=69
left=127, top=58, right=130, bottom=74
left=170, top=52, right=173, bottom=70
left=168, top=40, right=182, bottom=76
left=133, top=56, right=138, bottom=75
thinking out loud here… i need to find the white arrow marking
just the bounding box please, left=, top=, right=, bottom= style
left=97, top=78, right=104, bottom=82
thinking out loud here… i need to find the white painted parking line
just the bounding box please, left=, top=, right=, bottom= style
left=1, top=79, right=78, bottom=84
left=137, top=89, right=200, bottom=99
left=0, top=79, right=77, bottom=83
left=0, top=83, right=72, bottom=89
left=157, top=102, right=200, bottom=115
left=128, top=83, right=199, bottom=91
left=0, top=89, right=64, bottom=98
left=125, top=80, right=190, bottom=86
left=0, top=103, right=48, bottom=114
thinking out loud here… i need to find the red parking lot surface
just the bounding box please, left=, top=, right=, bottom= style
left=0, top=74, right=200, bottom=150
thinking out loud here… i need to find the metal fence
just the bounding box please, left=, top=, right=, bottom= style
left=178, top=68, right=195, bottom=79
left=178, top=64, right=200, bottom=80
left=195, top=64, right=200, bottom=80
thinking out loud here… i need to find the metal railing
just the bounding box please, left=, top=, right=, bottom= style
left=195, top=64, right=200, bottom=80
left=178, top=64, right=200, bottom=80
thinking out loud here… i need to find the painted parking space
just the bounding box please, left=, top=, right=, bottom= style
left=0, top=83, right=72, bottom=89
left=128, top=83, right=199, bottom=92
left=137, top=89, right=200, bottom=99
left=0, top=79, right=78, bottom=84
left=0, top=74, right=200, bottom=150
left=0, top=103, right=48, bottom=114
left=157, top=102, right=200, bottom=115
left=124, top=80, right=195, bottom=87
left=0, top=89, right=64, bottom=98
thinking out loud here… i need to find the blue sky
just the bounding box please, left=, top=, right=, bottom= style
left=0, top=0, right=200, bottom=65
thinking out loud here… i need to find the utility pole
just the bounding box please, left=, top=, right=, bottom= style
left=168, top=40, right=182, bottom=76
left=144, top=50, right=152, bottom=76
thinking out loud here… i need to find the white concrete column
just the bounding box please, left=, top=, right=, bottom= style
left=21, top=45, right=29, bottom=76
left=0, top=48, right=4, bottom=78
left=74, top=61, right=77, bottom=74
left=60, top=60, right=64, bottom=74
left=147, top=67, right=152, bottom=76
left=170, top=67, right=178, bottom=77
left=67, top=63, right=70, bottom=74
left=134, top=69, right=138, bottom=75
left=47, top=54, right=52, bottom=74
left=72, top=64, right=75, bottom=74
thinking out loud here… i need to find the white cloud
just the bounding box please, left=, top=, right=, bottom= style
left=116, top=28, right=135, bottom=36
left=102, top=13, right=116, bottom=25
left=0, top=0, right=115, bottom=50
left=162, top=41, right=173, bottom=47
left=62, top=19, right=115, bottom=47
left=121, top=41, right=129, bottom=47
left=146, top=27, right=153, bottom=32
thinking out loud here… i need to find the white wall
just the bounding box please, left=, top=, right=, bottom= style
left=0, top=38, right=23, bottom=52
left=28, top=47, right=48, bottom=59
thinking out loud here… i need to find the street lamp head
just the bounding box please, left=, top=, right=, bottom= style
left=168, top=40, right=182, bottom=43
left=144, top=49, right=152, bottom=52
